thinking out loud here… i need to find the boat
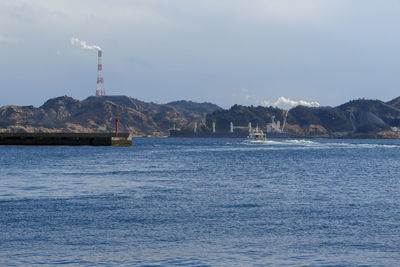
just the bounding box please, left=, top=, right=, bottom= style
left=247, top=126, right=267, bottom=141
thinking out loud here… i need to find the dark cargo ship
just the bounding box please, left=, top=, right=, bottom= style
left=169, top=129, right=248, bottom=138
left=169, top=129, right=290, bottom=138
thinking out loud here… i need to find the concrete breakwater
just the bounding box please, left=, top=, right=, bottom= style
left=0, top=133, right=132, bottom=146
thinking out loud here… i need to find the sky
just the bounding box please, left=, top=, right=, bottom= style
left=1, top=0, right=400, bottom=108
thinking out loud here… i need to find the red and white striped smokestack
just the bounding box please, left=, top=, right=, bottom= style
left=70, top=38, right=104, bottom=97
left=96, top=50, right=105, bottom=96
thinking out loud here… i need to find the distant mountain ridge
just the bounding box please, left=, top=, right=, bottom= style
left=2, top=95, right=400, bottom=138
left=199, top=97, right=400, bottom=138
left=0, top=95, right=222, bottom=136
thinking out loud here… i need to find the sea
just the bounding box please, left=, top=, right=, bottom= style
left=0, top=138, right=399, bottom=266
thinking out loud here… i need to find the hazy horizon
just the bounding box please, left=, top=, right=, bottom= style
left=1, top=0, right=400, bottom=108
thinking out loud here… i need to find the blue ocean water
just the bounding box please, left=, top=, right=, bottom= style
left=0, top=138, right=399, bottom=266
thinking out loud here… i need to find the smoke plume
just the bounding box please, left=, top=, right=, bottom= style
left=262, top=96, right=320, bottom=108
left=274, top=96, right=320, bottom=107
left=71, top=37, right=101, bottom=51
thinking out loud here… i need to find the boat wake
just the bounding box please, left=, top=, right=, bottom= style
left=242, top=139, right=400, bottom=150
left=244, top=139, right=317, bottom=146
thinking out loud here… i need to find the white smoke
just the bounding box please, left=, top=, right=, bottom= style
left=262, top=96, right=320, bottom=108
left=71, top=37, right=101, bottom=51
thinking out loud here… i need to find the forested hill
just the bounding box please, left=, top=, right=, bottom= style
left=0, top=95, right=221, bottom=136
left=200, top=98, right=400, bottom=138
left=2, top=95, right=400, bottom=138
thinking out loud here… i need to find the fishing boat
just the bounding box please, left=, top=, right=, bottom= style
left=247, top=126, right=267, bottom=141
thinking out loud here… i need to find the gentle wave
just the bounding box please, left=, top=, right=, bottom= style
left=243, top=139, right=400, bottom=149
left=1, top=138, right=399, bottom=266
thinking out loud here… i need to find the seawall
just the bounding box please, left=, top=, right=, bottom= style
left=0, top=133, right=132, bottom=146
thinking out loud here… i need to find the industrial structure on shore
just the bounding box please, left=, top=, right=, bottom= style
left=96, top=50, right=105, bottom=97
left=169, top=112, right=293, bottom=138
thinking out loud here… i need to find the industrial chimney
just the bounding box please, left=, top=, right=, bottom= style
left=96, top=50, right=105, bottom=96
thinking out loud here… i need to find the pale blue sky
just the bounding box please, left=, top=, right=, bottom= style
left=1, top=0, right=400, bottom=108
